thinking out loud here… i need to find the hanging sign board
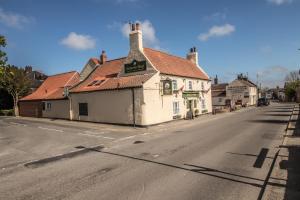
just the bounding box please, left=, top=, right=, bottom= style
left=182, top=91, right=200, bottom=98
left=124, top=60, right=146, bottom=73
left=162, top=80, right=172, bottom=95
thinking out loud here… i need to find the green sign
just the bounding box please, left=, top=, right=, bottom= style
left=162, top=80, right=173, bottom=95
left=124, top=60, right=146, bottom=73
left=182, top=91, right=200, bottom=98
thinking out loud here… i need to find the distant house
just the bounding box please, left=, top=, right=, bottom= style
left=25, top=66, right=48, bottom=93
left=19, top=71, right=80, bottom=118
left=226, top=74, right=258, bottom=106
left=212, top=83, right=229, bottom=108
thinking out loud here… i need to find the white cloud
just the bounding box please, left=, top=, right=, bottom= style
left=267, top=0, right=293, bottom=5
left=60, top=32, right=96, bottom=50
left=121, top=20, right=160, bottom=48
left=198, top=24, right=235, bottom=41
left=0, top=7, right=34, bottom=29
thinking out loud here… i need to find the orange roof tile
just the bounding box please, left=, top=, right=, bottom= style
left=144, top=48, right=209, bottom=80
left=21, top=71, right=80, bottom=101
left=70, top=73, right=154, bottom=93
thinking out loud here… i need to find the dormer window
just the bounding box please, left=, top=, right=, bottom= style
left=87, top=79, right=105, bottom=87
left=88, top=80, right=98, bottom=86
left=95, top=80, right=105, bottom=86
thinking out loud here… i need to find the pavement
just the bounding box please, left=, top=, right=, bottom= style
left=0, top=102, right=297, bottom=200
left=262, top=104, right=300, bottom=200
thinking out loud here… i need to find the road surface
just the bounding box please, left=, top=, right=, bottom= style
left=0, top=103, right=294, bottom=200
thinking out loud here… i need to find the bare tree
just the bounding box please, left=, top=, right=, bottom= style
left=285, top=71, right=300, bottom=82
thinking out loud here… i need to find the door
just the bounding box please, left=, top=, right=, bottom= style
left=186, top=99, right=194, bottom=119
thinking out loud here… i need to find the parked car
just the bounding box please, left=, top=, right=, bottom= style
left=257, top=98, right=270, bottom=106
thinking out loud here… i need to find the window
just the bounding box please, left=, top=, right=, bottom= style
left=201, top=99, right=206, bottom=109
left=173, top=102, right=180, bottom=115
left=201, top=82, right=204, bottom=90
left=188, top=81, right=192, bottom=90
left=79, top=103, right=88, bottom=116
left=46, top=102, right=51, bottom=110
left=194, top=100, right=197, bottom=108
left=172, top=80, right=178, bottom=91
left=42, top=102, right=45, bottom=111
left=218, top=98, right=222, bottom=102
left=88, top=80, right=98, bottom=86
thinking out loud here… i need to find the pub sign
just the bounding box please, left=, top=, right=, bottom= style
left=124, top=60, right=146, bottom=73
left=162, top=80, right=173, bottom=95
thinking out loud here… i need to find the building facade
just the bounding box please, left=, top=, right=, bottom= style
left=69, top=23, right=212, bottom=126
left=19, top=71, right=80, bottom=118
left=226, top=74, right=258, bottom=106
left=20, top=23, right=212, bottom=126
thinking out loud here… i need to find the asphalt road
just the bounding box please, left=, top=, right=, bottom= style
left=0, top=103, right=294, bottom=200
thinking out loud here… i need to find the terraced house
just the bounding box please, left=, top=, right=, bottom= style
left=20, top=23, right=212, bottom=126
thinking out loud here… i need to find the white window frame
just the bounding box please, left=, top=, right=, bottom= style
left=188, top=81, right=193, bottom=90
left=201, top=82, right=204, bottom=90
left=173, top=101, right=180, bottom=115
left=46, top=102, right=51, bottom=111
left=201, top=99, right=206, bottom=109
left=172, top=80, right=178, bottom=91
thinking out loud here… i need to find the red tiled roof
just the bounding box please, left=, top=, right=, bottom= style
left=70, top=58, right=126, bottom=93
left=70, top=73, right=154, bottom=93
left=143, top=48, right=209, bottom=80
left=212, top=83, right=228, bottom=91
left=21, top=71, right=80, bottom=101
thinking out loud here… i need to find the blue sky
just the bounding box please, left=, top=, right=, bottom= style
left=1, top=0, right=300, bottom=87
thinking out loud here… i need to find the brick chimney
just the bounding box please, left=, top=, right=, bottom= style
left=187, top=47, right=199, bottom=65
left=100, top=50, right=107, bottom=64
left=214, top=75, right=218, bottom=85
left=129, top=22, right=143, bottom=52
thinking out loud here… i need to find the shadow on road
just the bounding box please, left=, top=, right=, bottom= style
left=260, top=114, right=291, bottom=117
left=249, top=119, right=289, bottom=124
left=280, top=146, right=300, bottom=199
left=280, top=111, right=300, bottom=199
left=83, top=146, right=264, bottom=188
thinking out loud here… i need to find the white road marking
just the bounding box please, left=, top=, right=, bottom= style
left=84, top=130, right=106, bottom=135
left=141, top=132, right=152, bottom=136
left=113, top=135, right=136, bottom=143
left=38, top=126, right=64, bottom=132
left=77, top=132, right=114, bottom=140
left=9, top=122, right=27, bottom=127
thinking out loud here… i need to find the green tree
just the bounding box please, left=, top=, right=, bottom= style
left=0, top=35, right=7, bottom=74
left=285, top=71, right=300, bottom=101
left=0, top=65, right=31, bottom=116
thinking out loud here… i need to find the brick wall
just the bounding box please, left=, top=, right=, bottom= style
left=19, top=101, right=43, bottom=117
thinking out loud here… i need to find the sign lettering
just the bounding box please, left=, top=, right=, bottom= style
left=124, top=60, right=146, bottom=73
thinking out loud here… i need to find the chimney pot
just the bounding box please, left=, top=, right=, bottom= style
left=136, top=23, right=140, bottom=31
left=131, top=23, right=136, bottom=31
left=187, top=47, right=199, bottom=65
left=100, top=50, right=107, bottom=64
